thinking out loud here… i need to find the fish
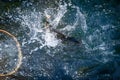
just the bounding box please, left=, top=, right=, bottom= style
left=45, top=21, right=81, bottom=44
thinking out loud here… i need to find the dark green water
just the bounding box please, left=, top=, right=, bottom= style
left=0, top=0, right=120, bottom=80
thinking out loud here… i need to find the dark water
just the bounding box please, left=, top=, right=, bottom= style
left=0, top=0, right=120, bottom=80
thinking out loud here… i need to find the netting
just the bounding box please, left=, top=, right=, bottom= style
left=0, top=29, right=22, bottom=76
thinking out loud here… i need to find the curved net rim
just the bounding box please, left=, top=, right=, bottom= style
left=0, top=29, right=22, bottom=76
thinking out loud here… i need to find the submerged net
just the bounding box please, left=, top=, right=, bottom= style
left=0, top=29, right=22, bottom=76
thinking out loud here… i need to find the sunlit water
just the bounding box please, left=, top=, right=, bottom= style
left=0, top=0, right=120, bottom=80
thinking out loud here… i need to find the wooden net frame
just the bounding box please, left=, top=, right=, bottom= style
left=0, top=29, right=22, bottom=76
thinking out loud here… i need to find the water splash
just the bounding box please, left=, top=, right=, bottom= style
left=9, top=2, right=87, bottom=78
left=2, top=0, right=117, bottom=79
left=2, top=0, right=120, bottom=80
left=18, top=2, right=85, bottom=49
left=44, top=29, right=61, bottom=48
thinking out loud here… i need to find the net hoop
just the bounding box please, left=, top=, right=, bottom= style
left=0, top=29, right=22, bottom=76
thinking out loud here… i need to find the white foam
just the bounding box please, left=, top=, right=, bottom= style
left=44, top=29, right=60, bottom=47
left=51, top=3, right=67, bottom=28
left=60, top=6, right=87, bottom=34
